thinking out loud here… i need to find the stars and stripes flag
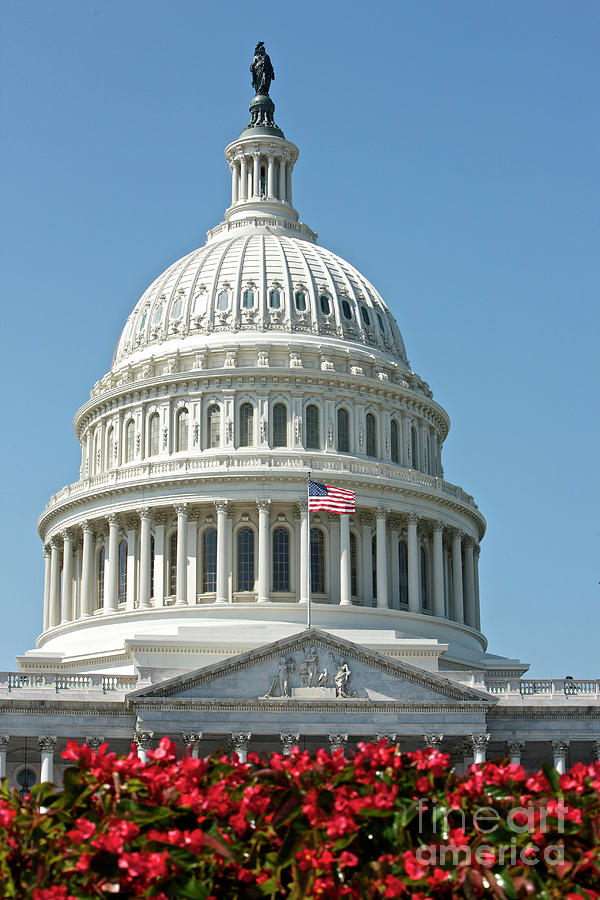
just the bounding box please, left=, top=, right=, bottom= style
left=308, top=480, right=355, bottom=514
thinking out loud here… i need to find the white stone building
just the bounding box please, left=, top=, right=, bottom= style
left=1, top=58, right=597, bottom=792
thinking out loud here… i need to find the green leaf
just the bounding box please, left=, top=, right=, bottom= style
left=542, top=762, right=560, bottom=794
left=174, top=876, right=216, bottom=900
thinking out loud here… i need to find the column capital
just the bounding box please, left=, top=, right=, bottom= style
left=433, top=520, right=444, bottom=533
left=376, top=507, right=389, bottom=521
left=452, top=528, right=464, bottom=541
left=153, top=512, right=167, bottom=526
left=49, top=535, right=62, bottom=549
left=174, top=503, right=189, bottom=516
left=469, top=733, right=490, bottom=753
left=506, top=740, right=525, bottom=757
left=125, top=517, right=138, bottom=531
left=328, top=733, right=348, bottom=753
left=280, top=733, right=300, bottom=755
left=137, top=507, right=152, bottom=522
left=214, top=499, right=230, bottom=513
left=81, top=519, right=94, bottom=535
left=230, top=732, right=251, bottom=755
left=38, top=736, right=57, bottom=753
left=375, top=733, right=397, bottom=745
left=407, top=512, right=418, bottom=526
left=85, top=736, right=105, bottom=751
left=295, top=499, right=308, bottom=514
left=60, top=528, right=74, bottom=542
left=181, top=732, right=203, bottom=748
left=106, top=513, right=119, bottom=527
left=592, top=740, right=600, bottom=762
left=423, top=733, right=444, bottom=749
left=552, top=739, right=569, bottom=758
left=359, top=512, right=373, bottom=526
left=257, top=499, right=271, bottom=511
left=133, top=731, right=154, bottom=751
left=43, top=543, right=51, bottom=558
left=0, top=736, right=9, bottom=749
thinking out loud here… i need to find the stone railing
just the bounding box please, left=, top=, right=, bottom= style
left=484, top=677, right=600, bottom=698
left=42, top=454, right=478, bottom=515
left=0, top=673, right=137, bottom=695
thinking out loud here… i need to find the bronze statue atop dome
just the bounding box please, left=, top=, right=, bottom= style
left=250, top=42, right=274, bottom=96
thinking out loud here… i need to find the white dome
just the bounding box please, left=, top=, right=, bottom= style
left=113, top=230, right=408, bottom=372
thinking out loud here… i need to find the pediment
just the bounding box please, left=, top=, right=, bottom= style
left=129, top=628, right=492, bottom=706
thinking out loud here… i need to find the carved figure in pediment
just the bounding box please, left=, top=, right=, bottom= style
left=316, top=668, right=330, bottom=688
left=262, top=656, right=295, bottom=698
left=334, top=662, right=352, bottom=698
left=299, top=648, right=319, bottom=687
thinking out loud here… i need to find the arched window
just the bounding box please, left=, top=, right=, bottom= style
left=310, top=528, right=325, bottom=594
left=93, top=430, right=101, bottom=474
left=350, top=532, right=358, bottom=597
left=411, top=426, right=418, bottom=470
left=217, top=290, right=229, bottom=310
left=319, top=294, right=330, bottom=315
left=149, top=413, right=160, bottom=457
left=337, top=408, right=350, bottom=453
left=294, top=291, right=306, bottom=311
left=171, top=294, right=183, bottom=319
left=272, top=403, right=287, bottom=448
left=341, top=299, right=352, bottom=319
left=125, top=420, right=135, bottom=463
left=176, top=408, right=188, bottom=452
left=305, top=404, right=320, bottom=450
left=150, top=535, right=155, bottom=599
left=242, top=289, right=255, bottom=309
left=168, top=532, right=177, bottom=598
left=207, top=404, right=220, bottom=448
left=105, top=426, right=114, bottom=469
left=398, top=540, right=408, bottom=606
left=390, top=419, right=399, bottom=463
left=366, top=413, right=376, bottom=457
left=97, top=545, right=105, bottom=609
left=272, top=527, right=290, bottom=592
left=376, top=310, right=385, bottom=332
left=202, top=528, right=217, bottom=592
left=426, top=432, right=431, bottom=474
left=239, top=403, right=254, bottom=447
left=269, top=289, right=281, bottom=309
left=420, top=546, right=429, bottom=610
left=360, top=306, right=371, bottom=327
left=118, top=540, right=127, bottom=605
left=237, top=527, right=255, bottom=592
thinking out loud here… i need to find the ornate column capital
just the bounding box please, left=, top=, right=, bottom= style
left=452, top=528, right=464, bottom=542
left=468, top=733, right=490, bottom=754
left=552, top=740, right=569, bottom=759
left=43, top=543, right=51, bottom=558
left=423, top=733, right=444, bottom=749
left=137, top=506, right=152, bottom=522
left=60, top=528, right=74, bottom=543
left=407, top=512, right=418, bottom=526
left=506, top=740, right=524, bottom=758
left=257, top=499, right=271, bottom=512
left=0, top=736, right=9, bottom=750
left=214, top=499, right=230, bottom=514
left=328, top=733, right=348, bottom=753
left=106, top=513, right=119, bottom=527
left=230, top=732, right=251, bottom=755
left=81, top=519, right=94, bottom=536
left=359, top=512, right=373, bottom=527
left=181, top=732, right=203, bottom=748
left=49, top=535, right=61, bottom=550
left=38, top=736, right=57, bottom=753
left=133, top=731, right=154, bottom=752
left=376, top=508, right=388, bottom=521
left=153, top=512, right=167, bottom=526
left=433, top=520, right=444, bottom=534
left=280, top=733, right=300, bottom=755
left=375, top=733, right=397, bottom=745
left=85, top=736, right=105, bottom=751
left=125, top=517, right=138, bottom=532
left=174, top=503, right=189, bottom=517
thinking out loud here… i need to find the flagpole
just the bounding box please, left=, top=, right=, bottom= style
left=306, top=470, right=311, bottom=628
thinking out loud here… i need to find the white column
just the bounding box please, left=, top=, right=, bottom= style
left=375, top=509, right=389, bottom=608
left=267, top=154, right=275, bottom=198
left=186, top=512, right=198, bottom=606
left=329, top=513, right=341, bottom=605
left=407, top=513, right=420, bottom=613
left=60, top=530, right=74, bottom=623
left=278, top=157, right=286, bottom=201
left=215, top=500, right=229, bottom=604
left=138, top=507, right=152, bottom=609
left=257, top=500, right=271, bottom=603
left=0, top=736, right=8, bottom=778
left=174, top=503, right=189, bottom=607
left=42, top=545, right=51, bottom=631
left=126, top=518, right=137, bottom=611
left=231, top=732, right=251, bottom=763
left=432, top=521, right=445, bottom=618
left=390, top=525, right=400, bottom=610
left=252, top=154, right=260, bottom=198
left=226, top=507, right=233, bottom=602
left=231, top=161, right=238, bottom=204
left=360, top=514, right=373, bottom=607
left=552, top=740, right=569, bottom=774
left=470, top=734, right=489, bottom=765
left=298, top=500, right=309, bottom=604
left=49, top=537, right=62, bottom=628
left=339, top=513, right=352, bottom=606
left=153, top=515, right=166, bottom=607
left=452, top=530, right=465, bottom=623
left=474, top=544, right=481, bottom=631
left=506, top=740, right=524, bottom=766
left=105, top=514, right=119, bottom=613
left=39, top=736, right=57, bottom=783
left=80, top=521, right=94, bottom=617
left=133, top=731, right=153, bottom=764
left=239, top=156, right=248, bottom=201
left=463, top=538, right=476, bottom=627
left=286, top=163, right=292, bottom=204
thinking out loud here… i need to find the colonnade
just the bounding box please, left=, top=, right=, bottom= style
left=42, top=503, right=481, bottom=633
left=229, top=150, right=293, bottom=205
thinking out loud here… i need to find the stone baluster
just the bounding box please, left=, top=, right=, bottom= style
left=182, top=732, right=203, bottom=759
left=552, top=740, right=569, bottom=774
left=174, top=503, right=189, bottom=607
left=375, top=509, right=389, bottom=608
left=231, top=732, right=251, bottom=763
left=280, top=733, right=300, bottom=756
left=39, top=736, right=57, bottom=783
left=214, top=500, right=230, bottom=604
left=257, top=500, right=271, bottom=603
left=506, top=740, right=524, bottom=766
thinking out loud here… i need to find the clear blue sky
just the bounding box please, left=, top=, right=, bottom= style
left=0, top=1, right=598, bottom=675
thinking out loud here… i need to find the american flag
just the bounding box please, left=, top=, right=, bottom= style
left=308, top=480, right=356, bottom=514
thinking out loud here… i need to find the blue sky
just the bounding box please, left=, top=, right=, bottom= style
left=0, top=0, right=598, bottom=674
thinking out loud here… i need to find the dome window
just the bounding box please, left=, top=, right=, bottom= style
left=216, top=290, right=229, bottom=310
left=360, top=307, right=370, bottom=327
left=171, top=295, right=183, bottom=319
left=152, top=303, right=164, bottom=325
left=341, top=299, right=352, bottom=319
left=269, top=289, right=281, bottom=309
left=319, top=294, right=331, bottom=315
left=294, top=291, right=306, bottom=311
left=138, top=312, right=147, bottom=332
left=242, top=289, right=255, bottom=309
left=376, top=311, right=385, bottom=331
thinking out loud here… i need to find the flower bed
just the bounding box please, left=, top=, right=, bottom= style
left=1, top=738, right=599, bottom=898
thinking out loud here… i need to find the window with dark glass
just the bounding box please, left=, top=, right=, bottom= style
left=411, top=427, right=418, bottom=469
left=105, top=426, right=113, bottom=469
left=150, top=535, right=155, bottom=599
left=272, top=527, right=290, bottom=592
left=350, top=532, right=357, bottom=597
left=97, top=546, right=105, bottom=609
left=152, top=303, right=164, bottom=325
left=342, top=299, right=352, bottom=319
left=305, top=404, right=320, bottom=450
left=420, top=546, right=429, bottom=609
left=242, top=289, right=254, bottom=309
left=269, top=289, right=281, bottom=309
left=360, top=307, right=370, bottom=327
left=319, top=294, right=330, bottom=315
left=366, top=413, right=376, bottom=457
left=390, top=419, right=399, bottom=463
left=172, top=294, right=183, bottom=319
left=202, top=528, right=217, bottom=592
left=118, top=540, right=127, bottom=605
left=149, top=413, right=160, bottom=457
left=237, top=527, right=255, bottom=591
left=272, top=402, right=287, bottom=448
left=376, top=310, right=384, bottom=331
left=176, top=408, right=188, bottom=452
left=207, top=404, right=220, bottom=448
left=310, top=528, right=325, bottom=594
left=239, top=403, right=254, bottom=447
left=125, top=420, right=135, bottom=463
left=169, top=532, right=177, bottom=597
left=398, top=540, right=408, bottom=605
left=337, top=408, right=350, bottom=453
left=294, top=291, right=306, bottom=311
left=217, top=290, right=229, bottom=310
left=260, top=165, right=266, bottom=197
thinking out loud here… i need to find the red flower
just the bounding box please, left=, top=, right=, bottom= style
left=403, top=849, right=427, bottom=881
